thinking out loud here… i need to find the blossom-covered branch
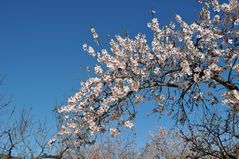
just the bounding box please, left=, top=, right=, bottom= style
left=51, top=0, right=239, bottom=146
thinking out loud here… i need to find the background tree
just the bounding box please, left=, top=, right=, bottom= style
left=79, top=135, right=137, bottom=159
left=181, top=111, right=239, bottom=159
left=139, top=127, right=190, bottom=159
left=0, top=76, right=68, bottom=159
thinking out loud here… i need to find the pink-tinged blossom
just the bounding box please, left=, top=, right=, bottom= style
left=48, top=137, right=56, bottom=146
left=97, top=104, right=110, bottom=115
left=222, top=90, right=239, bottom=111
left=190, top=23, right=200, bottom=32
left=232, top=90, right=239, bottom=101
left=220, top=3, right=230, bottom=12
left=212, top=0, right=220, bottom=12
left=94, top=65, right=103, bottom=75
left=91, top=27, right=99, bottom=41
left=134, top=94, right=144, bottom=104
left=66, top=122, right=77, bottom=129
left=213, top=15, right=220, bottom=23
left=233, top=64, right=239, bottom=72
left=234, top=18, right=239, bottom=25
left=180, top=60, right=192, bottom=76
left=110, top=128, right=119, bottom=137
left=123, top=121, right=134, bottom=129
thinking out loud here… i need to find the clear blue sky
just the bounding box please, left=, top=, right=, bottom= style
left=0, top=0, right=226, bottom=147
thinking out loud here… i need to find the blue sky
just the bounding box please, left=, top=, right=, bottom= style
left=0, top=0, right=223, bottom=147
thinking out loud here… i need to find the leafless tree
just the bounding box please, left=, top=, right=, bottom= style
left=139, top=127, right=190, bottom=159
left=84, top=135, right=137, bottom=159
left=181, top=111, right=239, bottom=159
left=0, top=76, right=68, bottom=159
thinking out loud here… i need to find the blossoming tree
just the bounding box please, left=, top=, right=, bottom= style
left=50, top=0, right=239, bottom=154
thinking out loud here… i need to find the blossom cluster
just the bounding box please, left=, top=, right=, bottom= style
left=50, top=0, right=239, bottom=146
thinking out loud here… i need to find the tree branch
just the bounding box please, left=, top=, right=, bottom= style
left=212, top=75, right=239, bottom=91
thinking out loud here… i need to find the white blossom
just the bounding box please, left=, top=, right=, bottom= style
left=110, top=128, right=119, bottom=137
left=123, top=121, right=134, bottom=129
